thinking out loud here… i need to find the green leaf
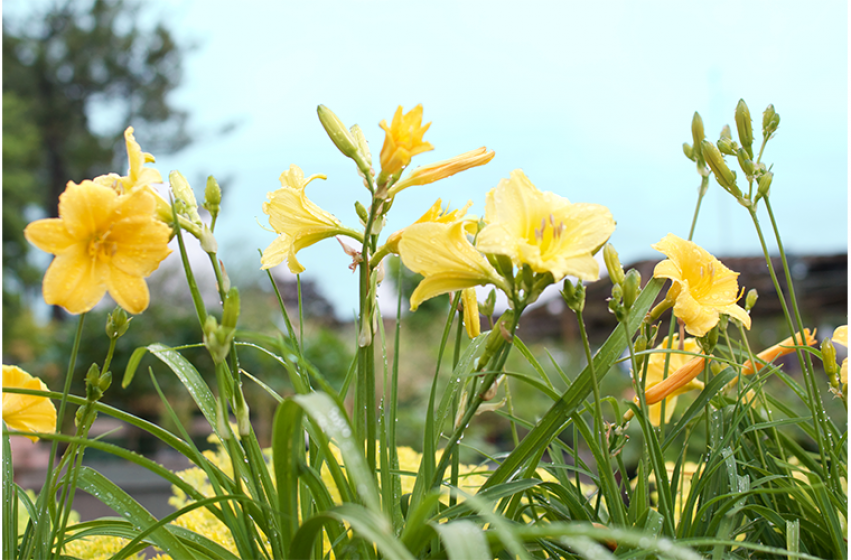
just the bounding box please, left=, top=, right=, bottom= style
left=2, top=430, right=15, bottom=560
left=272, top=399, right=305, bottom=551
left=74, top=467, right=194, bottom=558
left=431, top=519, right=492, bottom=560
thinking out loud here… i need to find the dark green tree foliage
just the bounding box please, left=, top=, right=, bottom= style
left=2, top=0, right=190, bottom=322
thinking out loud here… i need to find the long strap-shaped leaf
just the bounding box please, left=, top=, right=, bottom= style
left=74, top=466, right=194, bottom=559
left=481, top=278, right=663, bottom=491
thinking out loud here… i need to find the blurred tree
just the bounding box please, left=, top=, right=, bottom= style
left=2, top=0, right=190, bottom=324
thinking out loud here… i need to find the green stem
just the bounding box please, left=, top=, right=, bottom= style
left=688, top=176, right=709, bottom=240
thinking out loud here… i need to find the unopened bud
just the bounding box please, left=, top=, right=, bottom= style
left=701, top=140, right=741, bottom=197
left=735, top=99, right=753, bottom=158
left=317, top=105, right=360, bottom=160
left=691, top=112, right=705, bottom=160
left=756, top=172, right=773, bottom=201
left=623, top=269, right=641, bottom=309
left=170, top=170, right=202, bottom=224
left=717, top=136, right=736, bottom=156
left=203, top=316, right=233, bottom=364
left=683, top=142, right=694, bottom=161
left=222, top=287, right=240, bottom=330
left=720, top=124, right=732, bottom=141
left=106, top=307, right=131, bottom=340
left=822, top=338, right=839, bottom=379
left=235, top=391, right=251, bottom=436
left=603, top=244, right=625, bottom=286
left=561, top=279, right=585, bottom=313
left=699, top=325, right=719, bottom=354
left=349, top=124, right=372, bottom=167
left=634, top=333, right=648, bottom=371
left=204, top=176, right=222, bottom=219
left=762, top=104, right=780, bottom=139
left=745, top=289, right=758, bottom=311
left=736, top=148, right=755, bottom=178
left=354, top=201, right=370, bottom=225
left=84, top=363, right=111, bottom=402
left=200, top=224, right=218, bottom=253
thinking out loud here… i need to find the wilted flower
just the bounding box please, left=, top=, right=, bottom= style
left=261, top=165, right=359, bottom=274
left=398, top=221, right=507, bottom=310
left=2, top=365, right=57, bottom=442
left=741, top=329, right=818, bottom=376
left=652, top=234, right=751, bottom=337
left=24, top=181, right=172, bottom=314
left=378, top=104, right=434, bottom=177
left=640, top=336, right=705, bottom=426
left=476, top=170, right=615, bottom=282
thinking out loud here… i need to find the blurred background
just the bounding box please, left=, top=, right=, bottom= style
left=3, top=0, right=847, bottom=518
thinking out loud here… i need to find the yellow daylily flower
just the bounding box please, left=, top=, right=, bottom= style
left=24, top=181, right=172, bottom=314
left=381, top=199, right=475, bottom=256
left=398, top=221, right=506, bottom=310
left=379, top=104, right=434, bottom=177
left=462, top=287, right=481, bottom=338
left=261, top=165, right=356, bottom=274
left=639, top=336, right=705, bottom=426
left=833, top=326, right=848, bottom=384
left=652, top=234, right=751, bottom=337
left=389, top=147, right=495, bottom=197
left=3, top=365, right=57, bottom=442
left=741, top=329, right=817, bottom=376
left=118, top=126, right=163, bottom=192
left=475, top=170, right=615, bottom=282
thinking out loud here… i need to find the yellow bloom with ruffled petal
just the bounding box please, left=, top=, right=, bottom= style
left=3, top=365, right=57, bottom=442
left=640, top=337, right=704, bottom=426
left=389, top=147, right=495, bottom=196
left=652, top=234, right=751, bottom=337
left=379, top=104, right=434, bottom=177
left=24, top=181, right=172, bottom=314
left=261, top=165, right=358, bottom=274
left=382, top=199, right=475, bottom=256
left=832, top=325, right=847, bottom=384
left=398, top=221, right=507, bottom=310
left=476, top=170, right=615, bottom=282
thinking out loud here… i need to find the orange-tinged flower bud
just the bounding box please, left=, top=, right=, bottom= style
left=741, top=329, right=817, bottom=375
left=645, top=355, right=708, bottom=406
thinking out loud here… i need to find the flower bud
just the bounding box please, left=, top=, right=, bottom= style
left=683, top=142, right=694, bottom=161
left=200, top=224, right=218, bottom=253
left=701, top=140, right=742, bottom=198
left=720, top=124, right=732, bottom=141
left=235, top=391, right=252, bottom=437
left=698, top=325, right=719, bottom=354
left=717, top=136, right=736, bottom=156
left=735, top=99, right=754, bottom=158
left=756, top=172, right=773, bottom=201
left=736, top=148, right=755, bottom=178
left=204, top=175, right=222, bottom=219
left=480, top=289, right=496, bottom=318
left=222, top=287, right=240, bottom=331
left=349, top=123, right=372, bottom=167
left=317, top=105, right=360, bottom=160
left=634, top=333, right=648, bottom=370
left=622, top=268, right=642, bottom=309
left=561, top=279, right=585, bottom=313
left=170, top=171, right=202, bottom=224
left=204, top=315, right=233, bottom=364
left=762, top=104, right=780, bottom=139
left=355, top=200, right=370, bottom=225
left=822, top=338, right=839, bottom=379
left=603, top=244, right=625, bottom=286
left=106, top=306, right=131, bottom=340
left=745, top=288, right=758, bottom=311
left=691, top=112, right=705, bottom=160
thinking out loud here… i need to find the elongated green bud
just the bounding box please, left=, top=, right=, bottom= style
left=603, top=244, right=625, bottom=285
left=561, top=279, right=585, bottom=313
left=317, top=105, right=360, bottom=160
left=763, top=104, right=780, bottom=139
left=204, top=175, right=222, bottom=219
left=822, top=338, right=839, bottom=380
left=699, top=325, right=719, bottom=354
left=756, top=171, right=773, bottom=201
left=683, top=142, right=694, bottom=161
left=106, top=307, right=131, bottom=340
left=735, top=99, right=753, bottom=158
left=350, top=124, right=372, bottom=166
left=480, top=288, right=496, bottom=318
left=170, top=170, right=202, bottom=224
left=355, top=200, right=369, bottom=224
left=717, top=136, right=736, bottom=156
left=745, top=288, right=758, bottom=311
left=720, top=124, right=732, bottom=140
left=736, top=148, right=755, bottom=177
left=701, top=140, right=741, bottom=197
left=200, top=224, right=218, bottom=253
left=691, top=112, right=705, bottom=160
left=622, top=269, right=641, bottom=309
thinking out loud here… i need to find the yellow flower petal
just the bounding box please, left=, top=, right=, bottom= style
left=462, top=288, right=481, bottom=338
left=390, top=147, right=495, bottom=196
left=832, top=326, right=848, bottom=347
left=382, top=199, right=476, bottom=256
left=25, top=179, right=171, bottom=315
left=118, top=127, right=163, bottom=192
left=379, top=105, right=434, bottom=177
left=3, top=365, right=57, bottom=442
left=476, top=170, right=615, bottom=282
left=652, top=234, right=750, bottom=336
left=399, top=221, right=504, bottom=310
left=261, top=165, right=345, bottom=274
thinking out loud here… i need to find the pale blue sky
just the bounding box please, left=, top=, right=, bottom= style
left=23, top=1, right=851, bottom=316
